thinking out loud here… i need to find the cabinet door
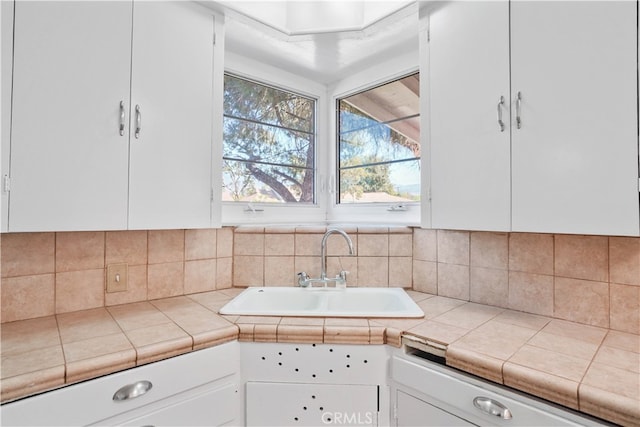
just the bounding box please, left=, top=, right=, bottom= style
left=1, top=343, right=240, bottom=426
left=396, top=390, right=476, bottom=427
left=128, top=2, right=214, bottom=229
left=428, top=1, right=511, bottom=231
left=8, top=1, right=132, bottom=231
left=246, top=382, right=378, bottom=426
left=510, top=1, right=639, bottom=236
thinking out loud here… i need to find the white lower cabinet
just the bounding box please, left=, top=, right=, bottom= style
left=396, top=390, right=475, bottom=426
left=246, top=382, right=378, bottom=426
left=240, top=342, right=392, bottom=427
left=1, top=342, right=616, bottom=427
left=103, top=383, right=238, bottom=427
left=0, top=343, right=241, bottom=427
left=390, top=353, right=608, bottom=427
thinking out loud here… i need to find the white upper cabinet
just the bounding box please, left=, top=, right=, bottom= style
left=8, top=1, right=132, bottom=231
left=426, top=0, right=639, bottom=236
left=5, top=1, right=218, bottom=232
left=428, top=1, right=511, bottom=231
left=128, top=2, right=214, bottom=230
left=510, top=1, right=639, bottom=236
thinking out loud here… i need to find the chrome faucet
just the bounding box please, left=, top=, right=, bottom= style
left=297, top=228, right=354, bottom=287
left=320, top=228, right=354, bottom=280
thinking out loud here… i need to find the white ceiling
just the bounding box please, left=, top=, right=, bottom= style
left=208, top=1, right=420, bottom=85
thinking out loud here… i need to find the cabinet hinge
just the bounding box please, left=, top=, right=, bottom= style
left=3, top=175, right=10, bottom=193
left=211, top=188, right=215, bottom=202
left=213, top=32, right=216, bottom=46
left=393, top=403, right=398, bottom=420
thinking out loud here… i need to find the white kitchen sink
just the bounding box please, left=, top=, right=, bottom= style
left=218, top=287, right=425, bottom=318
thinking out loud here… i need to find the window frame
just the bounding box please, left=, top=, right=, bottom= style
left=221, top=50, right=421, bottom=227
left=223, top=73, right=317, bottom=204
left=221, top=52, right=327, bottom=226
left=327, top=60, right=421, bottom=226
left=336, top=72, right=421, bottom=207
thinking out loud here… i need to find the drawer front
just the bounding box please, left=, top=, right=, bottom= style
left=118, top=383, right=239, bottom=426
left=1, top=342, right=240, bottom=426
left=396, top=390, right=477, bottom=426
left=391, top=357, right=604, bottom=426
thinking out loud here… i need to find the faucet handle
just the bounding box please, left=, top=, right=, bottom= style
left=336, top=270, right=349, bottom=289
left=297, top=272, right=309, bottom=287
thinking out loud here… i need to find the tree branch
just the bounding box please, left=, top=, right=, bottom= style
left=247, top=164, right=298, bottom=203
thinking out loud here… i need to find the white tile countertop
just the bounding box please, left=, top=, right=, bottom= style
left=1, top=289, right=638, bottom=426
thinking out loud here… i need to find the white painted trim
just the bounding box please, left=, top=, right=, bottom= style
left=211, top=11, right=225, bottom=228
left=222, top=51, right=328, bottom=226
left=225, top=51, right=326, bottom=100
left=419, top=6, right=432, bottom=229
left=222, top=49, right=421, bottom=226
left=328, top=50, right=419, bottom=100
left=1, top=0, right=14, bottom=232
left=327, top=50, right=421, bottom=226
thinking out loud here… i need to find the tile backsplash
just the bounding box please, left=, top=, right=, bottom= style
left=413, top=229, right=639, bottom=334
left=1, top=227, right=638, bottom=334
left=0, top=229, right=234, bottom=322
left=232, top=226, right=413, bottom=288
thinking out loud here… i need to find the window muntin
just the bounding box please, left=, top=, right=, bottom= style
left=223, top=74, right=316, bottom=203
left=337, top=73, right=420, bottom=204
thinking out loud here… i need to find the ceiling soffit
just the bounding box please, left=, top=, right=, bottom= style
left=215, top=1, right=419, bottom=85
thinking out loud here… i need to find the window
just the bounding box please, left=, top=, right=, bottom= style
left=337, top=73, right=420, bottom=204
left=223, top=74, right=316, bottom=203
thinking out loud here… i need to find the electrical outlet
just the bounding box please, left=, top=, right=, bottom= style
left=106, top=263, right=128, bottom=293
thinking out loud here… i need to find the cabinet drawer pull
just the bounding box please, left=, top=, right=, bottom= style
left=497, top=96, right=505, bottom=132
left=135, top=104, right=142, bottom=139
left=473, top=396, right=512, bottom=420
left=119, top=101, right=126, bottom=136
left=112, top=380, right=153, bottom=401
left=515, top=91, right=522, bottom=129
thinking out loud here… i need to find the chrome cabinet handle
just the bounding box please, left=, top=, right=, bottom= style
left=119, top=101, right=125, bottom=136
left=516, top=91, right=522, bottom=129
left=473, top=396, right=512, bottom=420
left=135, top=104, right=142, bottom=139
left=112, top=380, right=153, bottom=401
left=497, top=96, right=505, bottom=132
